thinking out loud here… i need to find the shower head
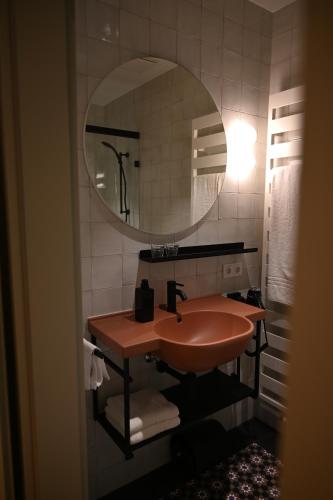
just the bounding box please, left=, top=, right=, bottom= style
left=101, top=140, right=117, bottom=155
left=101, top=141, right=129, bottom=159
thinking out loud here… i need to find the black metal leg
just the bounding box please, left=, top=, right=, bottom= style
left=236, top=357, right=241, bottom=382
left=123, top=358, right=132, bottom=459
left=253, top=321, right=262, bottom=398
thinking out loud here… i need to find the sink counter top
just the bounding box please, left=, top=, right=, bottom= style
left=88, top=294, right=265, bottom=358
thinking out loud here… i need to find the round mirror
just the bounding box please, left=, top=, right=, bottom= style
left=84, top=57, right=227, bottom=235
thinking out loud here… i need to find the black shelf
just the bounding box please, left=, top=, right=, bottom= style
left=139, top=242, right=257, bottom=263
left=162, top=370, right=254, bottom=422
left=97, top=370, right=254, bottom=455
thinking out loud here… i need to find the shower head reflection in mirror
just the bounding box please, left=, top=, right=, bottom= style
left=84, top=57, right=227, bottom=235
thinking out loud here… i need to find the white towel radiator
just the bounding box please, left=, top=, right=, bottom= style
left=259, top=85, right=305, bottom=418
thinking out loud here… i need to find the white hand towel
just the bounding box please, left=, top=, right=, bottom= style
left=105, top=388, right=179, bottom=435
left=267, top=161, right=301, bottom=305
left=105, top=410, right=180, bottom=444
left=83, top=339, right=110, bottom=391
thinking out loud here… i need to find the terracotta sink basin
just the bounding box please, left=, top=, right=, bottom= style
left=154, top=310, right=254, bottom=373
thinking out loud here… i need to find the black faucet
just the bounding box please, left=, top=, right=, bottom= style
left=166, top=280, right=187, bottom=313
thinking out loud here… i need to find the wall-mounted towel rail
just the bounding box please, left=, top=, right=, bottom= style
left=260, top=84, right=304, bottom=416
left=92, top=348, right=133, bottom=382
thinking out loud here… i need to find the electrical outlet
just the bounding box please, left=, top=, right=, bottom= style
left=223, top=263, right=234, bottom=278
left=233, top=262, right=243, bottom=277
left=223, top=262, right=243, bottom=278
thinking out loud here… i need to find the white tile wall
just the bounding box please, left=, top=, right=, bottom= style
left=75, top=0, right=274, bottom=496
left=270, top=0, right=304, bottom=93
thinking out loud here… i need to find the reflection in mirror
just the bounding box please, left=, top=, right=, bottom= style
left=84, top=57, right=227, bottom=235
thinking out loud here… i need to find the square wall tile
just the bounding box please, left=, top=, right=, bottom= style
left=119, top=10, right=149, bottom=52
left=81, top=258, right=92, bottom=291
left=244, top=1, right=263, bottom=33
left=241, top=84, right=260, bottom=115
left=92, top=287, right=123, bottom=316
left=79, top=187, right=90, bottom=222
left=222, top=78, right=242, bottom=111
left=92, top=255, right=122, bottom=289
left=219, top=219, right=238, bottom=243
left=177, top=0, right=201, bottom=38
left=80, top=222, right=91, bottom=257
left=242, top=58, right=260, bottom=88
left=82, top=290, right=92, bottom=321
left=261, top=36, right=271, bottom=65
left=237, top=193, right=257, bottom=218
left=271, top=30, right=293, bottom=65
left=177, top=35, right=201, bottom=73
left=223, top=49, right=242, bottom=82
left=201, top=42, right=222, bottom=76
left=150, top=0, right=178, bottom=29
left=150, top=22, right=177, bottom=60
left=120, top=0, right=150, bottom=18
left=219, top=193, right=237, bottom=219
left=122, top=285, right=135, bottom=310
left=87, top=38, right=120, bottom=78
left=202, top=8, right=223, bottom=45
left=270, top=60, right=291, bottom=93
left=91, top=222, right=122, bottom=256
left=197, top=257, right=218, bottom=275
left=237, top=219, right=257, bottom=243
left=197, top=273, right=218, bottom=296
left=224, top=18, right=243, bottom=55
left=123, top=254, right=139, bottom=285
left=273, top=3, right=295, bottom=35
left=203, top=0, right=224, bottom=14
left=243, top=30, right=261, bottom=61
left=261, top=10, right=272, bottom=37
left=175, top=259, right=197, bottom=279
left=224, top=0, right=244, bottom=25
left=150, top=261, right=175, bottom=280
left=197, top=220, right=221, bottom=244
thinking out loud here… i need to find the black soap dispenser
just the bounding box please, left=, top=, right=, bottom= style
left=135, top=279, right=154, bottom=322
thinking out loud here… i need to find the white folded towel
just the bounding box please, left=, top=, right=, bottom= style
left=105, top=388, right=179, bottom=435
left=105, top=409, right=180, bottom=444
left=267, top=161, right=301, bottom=305
left=83, top=339, right=110, bottom=391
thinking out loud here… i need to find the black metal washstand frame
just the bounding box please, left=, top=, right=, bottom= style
left=92, top=320, right=263, bottom=460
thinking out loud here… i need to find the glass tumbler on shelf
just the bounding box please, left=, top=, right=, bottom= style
left=151, top=244, right=165, bottom=259
left=165, top=243, right=179, bottom=257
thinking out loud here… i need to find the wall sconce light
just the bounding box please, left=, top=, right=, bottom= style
left=227, top=119, right=257, bottom=180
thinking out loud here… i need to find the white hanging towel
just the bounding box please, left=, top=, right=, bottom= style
left=267, top=160, right=302, bottom=305
left=192, top=173, right=222, bottom=223
left=105, top=388, right=179, bottom=435
left=83, top=339, right=110, bottom=391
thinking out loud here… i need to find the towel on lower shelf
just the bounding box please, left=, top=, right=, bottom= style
left=83, top=339, right=109, bottom=391
left=267, top=161, right=301, bottom=305
left=105, top=408, right=180, bottom=444
left=105, top=388, right=179, bottom=436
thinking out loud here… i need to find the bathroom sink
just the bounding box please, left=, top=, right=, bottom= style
left=154, top=311, right=254, bottom=373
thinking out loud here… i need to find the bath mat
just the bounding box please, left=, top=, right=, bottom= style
left=159, top=442, right=281, bottom=499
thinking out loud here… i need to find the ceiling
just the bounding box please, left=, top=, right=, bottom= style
left=249, top=0, right=295, bottom=12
